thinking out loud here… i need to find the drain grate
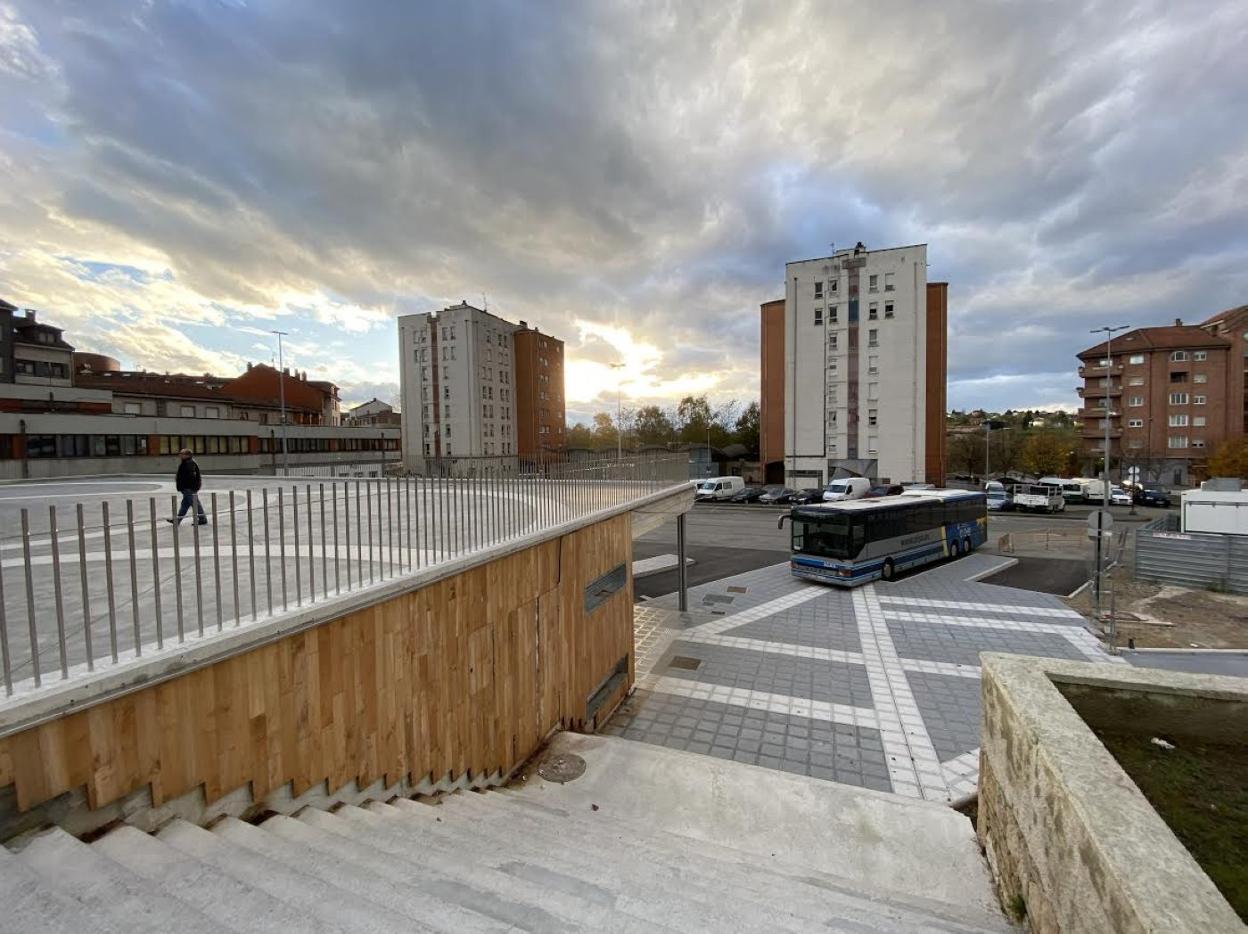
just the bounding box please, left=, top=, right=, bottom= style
left=727, top=586, right=748, bottom=594
left=702, top=594, right=735, bottom=606
left=669, top=655, right=702, bottom=671
left=537, top=753, right=587, bottom=784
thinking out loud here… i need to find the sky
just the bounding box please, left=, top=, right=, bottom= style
left=1, top=1, right=1246, bottom=424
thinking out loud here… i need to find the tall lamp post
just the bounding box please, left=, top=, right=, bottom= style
left=608, top=362, right=625, bottom=462
left=272, top=330, right=290, bottom=475
left=1090, top=324, right=1129, bottom=617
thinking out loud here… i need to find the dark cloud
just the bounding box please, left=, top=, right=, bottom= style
left=0, top=0, right=1246, bottom=414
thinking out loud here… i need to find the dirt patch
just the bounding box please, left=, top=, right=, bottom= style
left=1095, top=729, right=1248, bottom=922
left=1063, top=566, right=1248, bottom=649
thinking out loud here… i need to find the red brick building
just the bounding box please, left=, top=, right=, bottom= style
left=513, top=325, right=565, bottom=457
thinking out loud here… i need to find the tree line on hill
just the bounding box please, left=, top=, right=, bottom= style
left=566, top=396, right=760, bottom=453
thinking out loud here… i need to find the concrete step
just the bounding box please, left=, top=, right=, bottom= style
left=370, top=798, right=796, bottom=934
left=209, top=816, right=448, bottom=933
left=427, top=790, right=1007, bottom=933
left=156, top=817, right=414, bottom=932
left=16, top=826, right=228, bottom=933
left=512, top=731, right=1003, bottom=920
left=263, top=811, right=558, bottom=932
left=0, top=844, right=129, bottom=934
left=92, top=824, right=340, bottom=934
left=298, top=805, right=646, bottom=933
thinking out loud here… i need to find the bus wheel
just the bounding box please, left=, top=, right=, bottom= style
left=881, top=559, right=896, bottom=582
left=963, top=537, right=972, bottom=555
left=950, top=539, right=960, bottom=559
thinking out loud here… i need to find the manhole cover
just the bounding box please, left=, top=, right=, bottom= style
left=702, top=594, right=735, bottom=605
left=537, top=753, right=586, bottom=784
left=669, top=655, right=702, bottom=671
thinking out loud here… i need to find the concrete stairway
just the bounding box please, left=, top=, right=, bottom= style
left=0, top=734, right=1014, bottom=932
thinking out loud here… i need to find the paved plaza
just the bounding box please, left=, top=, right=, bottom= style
left=613, top=552, right=1124, bottom=802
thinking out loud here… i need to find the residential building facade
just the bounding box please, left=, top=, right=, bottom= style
left=344, top=398, right=401, bottom=428
left=1, top=305, right=75, bottom=386
left=398, top=303, right=519, bottom=467
left=758, top=298, right=785, bottom=483
left=1077, top=321, right=1236, bottom=486
left=765, top=242, right=945, bottom=487
left=513, top=323, right=566, bottom=457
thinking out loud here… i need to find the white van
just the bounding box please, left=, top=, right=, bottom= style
left=695, top=476, right=744, bottom=501
left=822, top=477, right=872, bottom=502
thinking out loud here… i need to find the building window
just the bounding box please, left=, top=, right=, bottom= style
left=868, top=274, right=878, bottom=292
left=829, top=279, right=838, bottom=294
left=1128, top=439, right=1144, bottom=449
left=1169, top=414, right=1189, bottom=427
left=1194, top=394, right=1207, bottom=404
left=1128, top=354, right=1145, bottom=364
left=867, top=437, right=879, bottom=454
left=829, top=306, right=838, bottom=324
left=123, top=402, right=141, bottom=415
left=884, top=272, right=895, bottom=292
left=1169, top=350, right=1189, bottom=362
left=1193, top=416, right=1207, bottom=427
left=884, top=302, right=894, bottom=318
left=1127, top=395, right=1143, bottom=407
left=868, top=355, right=879, bottom=375
left=868, top=303, right=878, bottom=320
left=205, top=406, right=220, bottom=418
left=867, top=382, right=879, bottom=401
left=1194, top=373, right=1208, bottom=384
left=1169, top=392, right=1189, bottom=405
left=1168, top=436, right=1188, bottom=449
left=868, top=409, right=878, bottom=427
left=1194, top=350, right=1207, bottom=361
left=813, top=307, right=823, bottom=326
left=1193, top=439, right=1206, bottom=449
left=1127, top=376, right=1145, bottom=386
left=829, top=333, right=838, bottom=350
left=814, top=281, right=824, bottom=299
left=180, top=405, right=195, bottom=417
left=1127, top=418, right=1144, bottom=428
left=868, top=329, right=878, bottom=347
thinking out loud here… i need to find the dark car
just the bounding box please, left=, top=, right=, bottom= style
left=730, top=485, right=766, bottom=503
left=1133, top=486, right=1172, bottom=508
left=758, top=485, right=796, bottom=505
left=791, top=488, right=824, bottom=504
left=863, top=484, right=905, bottom=499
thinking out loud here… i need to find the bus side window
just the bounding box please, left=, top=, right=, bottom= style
left=850, top=519, right=866, bottom=555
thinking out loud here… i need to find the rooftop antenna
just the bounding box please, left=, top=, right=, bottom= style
left=481, top=292, right=487, bottom=312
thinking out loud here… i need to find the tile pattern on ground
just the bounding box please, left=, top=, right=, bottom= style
left=601, top=688, right=891, bottom=790
left=904, top=671, right=984, bottom=762
left=616, top=552, right=1119, bottom=803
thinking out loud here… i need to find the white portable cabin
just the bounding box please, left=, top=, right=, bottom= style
left=1181, top=484, right=1248, bottom=535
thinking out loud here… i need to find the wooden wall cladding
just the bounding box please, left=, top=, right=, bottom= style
left=0, top=515, right=633, bottom=815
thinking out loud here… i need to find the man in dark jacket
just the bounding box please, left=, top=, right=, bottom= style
left=168, top=448, right=208, bottom=525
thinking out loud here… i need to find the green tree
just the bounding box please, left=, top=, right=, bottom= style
left=734, top=401, right=760, bottom=453
left=1019, top=432, right=1069, bottom=476
left=591, top=411, right=618, bottom=450
left=633, top=405, right=676, bottom=446
left=566, top=422, right=594, bottom=449
left=676, top=395, right=713, bottom=444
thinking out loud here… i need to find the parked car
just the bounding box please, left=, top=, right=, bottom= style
left=822, top=477, right=872, bottom=502
left=863, top=484, right=905, bottom=499
left=1132, top=486, right=1171, bottom=508
left=1109, top=486, right=1133, bottom=507
left=730, top=485, right=766, bottom=503
left=986, top=486, right=1014, bottom=511
left=695, top=476, right=745, bottom=501
left=758, top=485, right=796, bottom=505
left=792, top=488, right=824, bottom=504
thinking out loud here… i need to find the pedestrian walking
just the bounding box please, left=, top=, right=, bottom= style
left=167, top=448, right=209, bottom=525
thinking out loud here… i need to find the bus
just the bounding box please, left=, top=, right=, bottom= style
left=778, top=489, right=988, bottom=586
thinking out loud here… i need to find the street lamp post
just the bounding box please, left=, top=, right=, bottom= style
left=608, top=362, right=625, bottom=462
left=1090, top=324, right=1129, bottom=618
left=272, top=330, right=290, bottom=476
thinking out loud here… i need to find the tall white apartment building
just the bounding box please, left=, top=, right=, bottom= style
left=398, top=303, right=519, bottom=467
left=772, top=242, right=947, bottom=487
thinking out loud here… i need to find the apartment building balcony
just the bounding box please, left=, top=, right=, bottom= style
left=1077, top=363, right=1124, bottom=378
left=1080, top=425, right=1123, bottom=439
left=1076, top=384, right=1122, bottom=398
left=1077, top=406, right=1119, bottom=419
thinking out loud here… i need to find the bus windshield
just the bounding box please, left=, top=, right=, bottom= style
left=793, top=514, right=854, bottom=559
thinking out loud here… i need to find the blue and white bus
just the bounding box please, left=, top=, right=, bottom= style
left=778, top=489, right=988, bottom=586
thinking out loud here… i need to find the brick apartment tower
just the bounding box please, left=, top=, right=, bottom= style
left=759, top=251, right=948, bottom=487
left=1077, top=306, right=1248, bottom=487
left=513, top=324, right=566, bottom=458
left=759, top=299, right=786, bottom=483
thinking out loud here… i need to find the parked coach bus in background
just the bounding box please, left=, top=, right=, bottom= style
left=778, top=489, right=988, bottom=586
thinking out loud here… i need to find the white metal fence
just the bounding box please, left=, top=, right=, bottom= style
left=0, top=452, right=688, bottom=698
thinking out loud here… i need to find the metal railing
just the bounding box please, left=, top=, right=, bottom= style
left=0, top=452, right=688, bottom=698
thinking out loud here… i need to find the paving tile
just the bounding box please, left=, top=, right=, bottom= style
left=886, top=620, right=1087, bottom=667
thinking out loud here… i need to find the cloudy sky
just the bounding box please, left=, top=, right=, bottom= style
left=1, top=1, right=1246, bottom=422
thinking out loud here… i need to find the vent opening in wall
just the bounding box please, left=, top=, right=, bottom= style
left=584, top=564, right=627, bottom=613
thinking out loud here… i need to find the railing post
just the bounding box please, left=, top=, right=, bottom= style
left=677, top=512, right=689, bottom=613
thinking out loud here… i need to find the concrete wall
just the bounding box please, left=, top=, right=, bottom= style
left=977, top=654, right=1242, bottom=933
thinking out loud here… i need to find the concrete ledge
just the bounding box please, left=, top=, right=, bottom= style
left=631, top=553, right=695, bottom=579
left=977, top=653, right=1244, bottom=933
